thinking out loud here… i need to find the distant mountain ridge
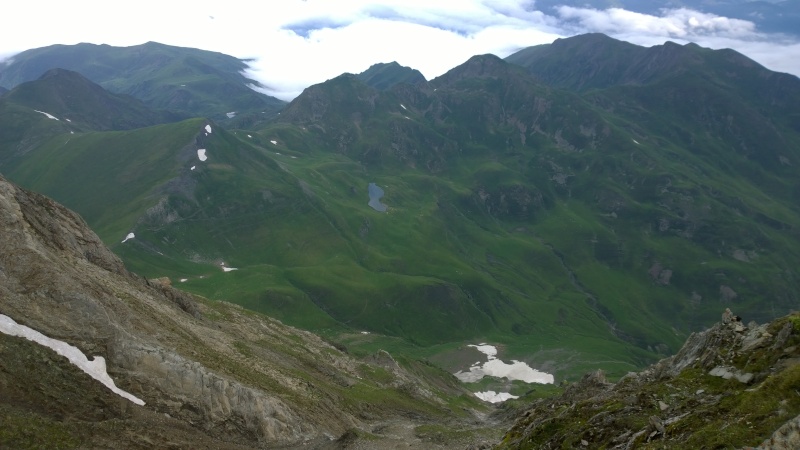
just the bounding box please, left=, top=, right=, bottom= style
left=0, top=41, right=286, bottom=121
left=3, top=68, right=183, bottom=131
left=506, top=33, right=800, bottom=92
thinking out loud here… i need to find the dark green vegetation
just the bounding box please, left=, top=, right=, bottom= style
left=496, top=312, right=800, bottom=449
left=1, top=34, right=799, bottom=386
left=0, top=41, right=285, bottom=121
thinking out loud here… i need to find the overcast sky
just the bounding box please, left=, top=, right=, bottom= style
left=2, top=0, right=799, bottom=100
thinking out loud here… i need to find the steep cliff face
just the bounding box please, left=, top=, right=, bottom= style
left=495, top=310, right=800, bottom=449
left=0, top=175, right=494, bottom=448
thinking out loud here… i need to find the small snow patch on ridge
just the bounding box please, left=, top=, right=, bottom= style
left=205, top=124, right=212, bottom=133
left=226, top=112, right=236, bottom=118
left=121, top=232, right=135, bottom=243
left=400, top=104, right=407, bottom=110
left=270, top=140, right=277, bottom=145
left=632, top=139, right=640, bottom=144
left=0, top=314, right=145, bottom=406
left=34, top=110, right=59, bottom=120
left=197, top=149, right=207, bottom=161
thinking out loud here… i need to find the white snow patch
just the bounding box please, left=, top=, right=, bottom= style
left=404, top=116, right=411, bottom=120
left=360, top=331, right=370, bottom=335
left=205, top=124, right=212, bottom=133
left=247, top=134, right=252, bottom=138
left=70, top=131, right=74, bottom=134
left=454, top=343, right=554, bottom=384
left=471, top=344, right=498, bottom=359
left=34, top=110, right=59, bottom=120
left=0, top=314, right=145, bottom=406
left=400, top=104, right=407, bottom=110
left=290, top=156, right=297, bottom=159
left=179, top=278, right=188, bottom=283
left=632, top=139, right=640, bottom=144
left=474, top=391, right=519, bottom=403
left=190, top=165, right=196, bottom=171
left=121, top=232, right=135, bottom=243
left=180, top=84, right=186, bottom=87
left=197, top=149, right=207, bottom=161
left=226, top=112, right=236, bottom=118
left=275, top=152, right=281, bottom=155
left=270, top=140, right=277, bottom=145
left=220, top=262, right=238, bottom=272
left=65, top=118, right=71, bottom=122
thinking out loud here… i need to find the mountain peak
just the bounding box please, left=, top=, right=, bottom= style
left=431, top=53, right=525, bottom=88
left=355, top=61, right=426, bottom=90
left=3, top=67, right=182, bottom=131
left=37, top=67, right=78, bottom=79
left=505, top=32, right=796, bottom=91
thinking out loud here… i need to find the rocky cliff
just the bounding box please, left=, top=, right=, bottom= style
left=0, top=175, right=497, bottom=448
left=495, top=309, right=800, bottom=449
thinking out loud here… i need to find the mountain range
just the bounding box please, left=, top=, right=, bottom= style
left=1, top=33, right=799, bottom=446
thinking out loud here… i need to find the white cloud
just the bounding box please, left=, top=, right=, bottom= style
left=557, top=7, right=758, bottom=39
left=1, top=1, right=798, bottom=100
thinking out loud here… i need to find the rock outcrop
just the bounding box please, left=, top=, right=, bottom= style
left=496, top=309, right=800, bottom=449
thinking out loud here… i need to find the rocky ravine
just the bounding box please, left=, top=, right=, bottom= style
left=0, top=175, right=499, bottom=448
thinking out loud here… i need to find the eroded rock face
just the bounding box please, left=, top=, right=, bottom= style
left=0, top=175, right=323, bottom=445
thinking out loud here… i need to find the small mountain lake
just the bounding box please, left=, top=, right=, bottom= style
left=368, top=183, right=387, bottom=212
